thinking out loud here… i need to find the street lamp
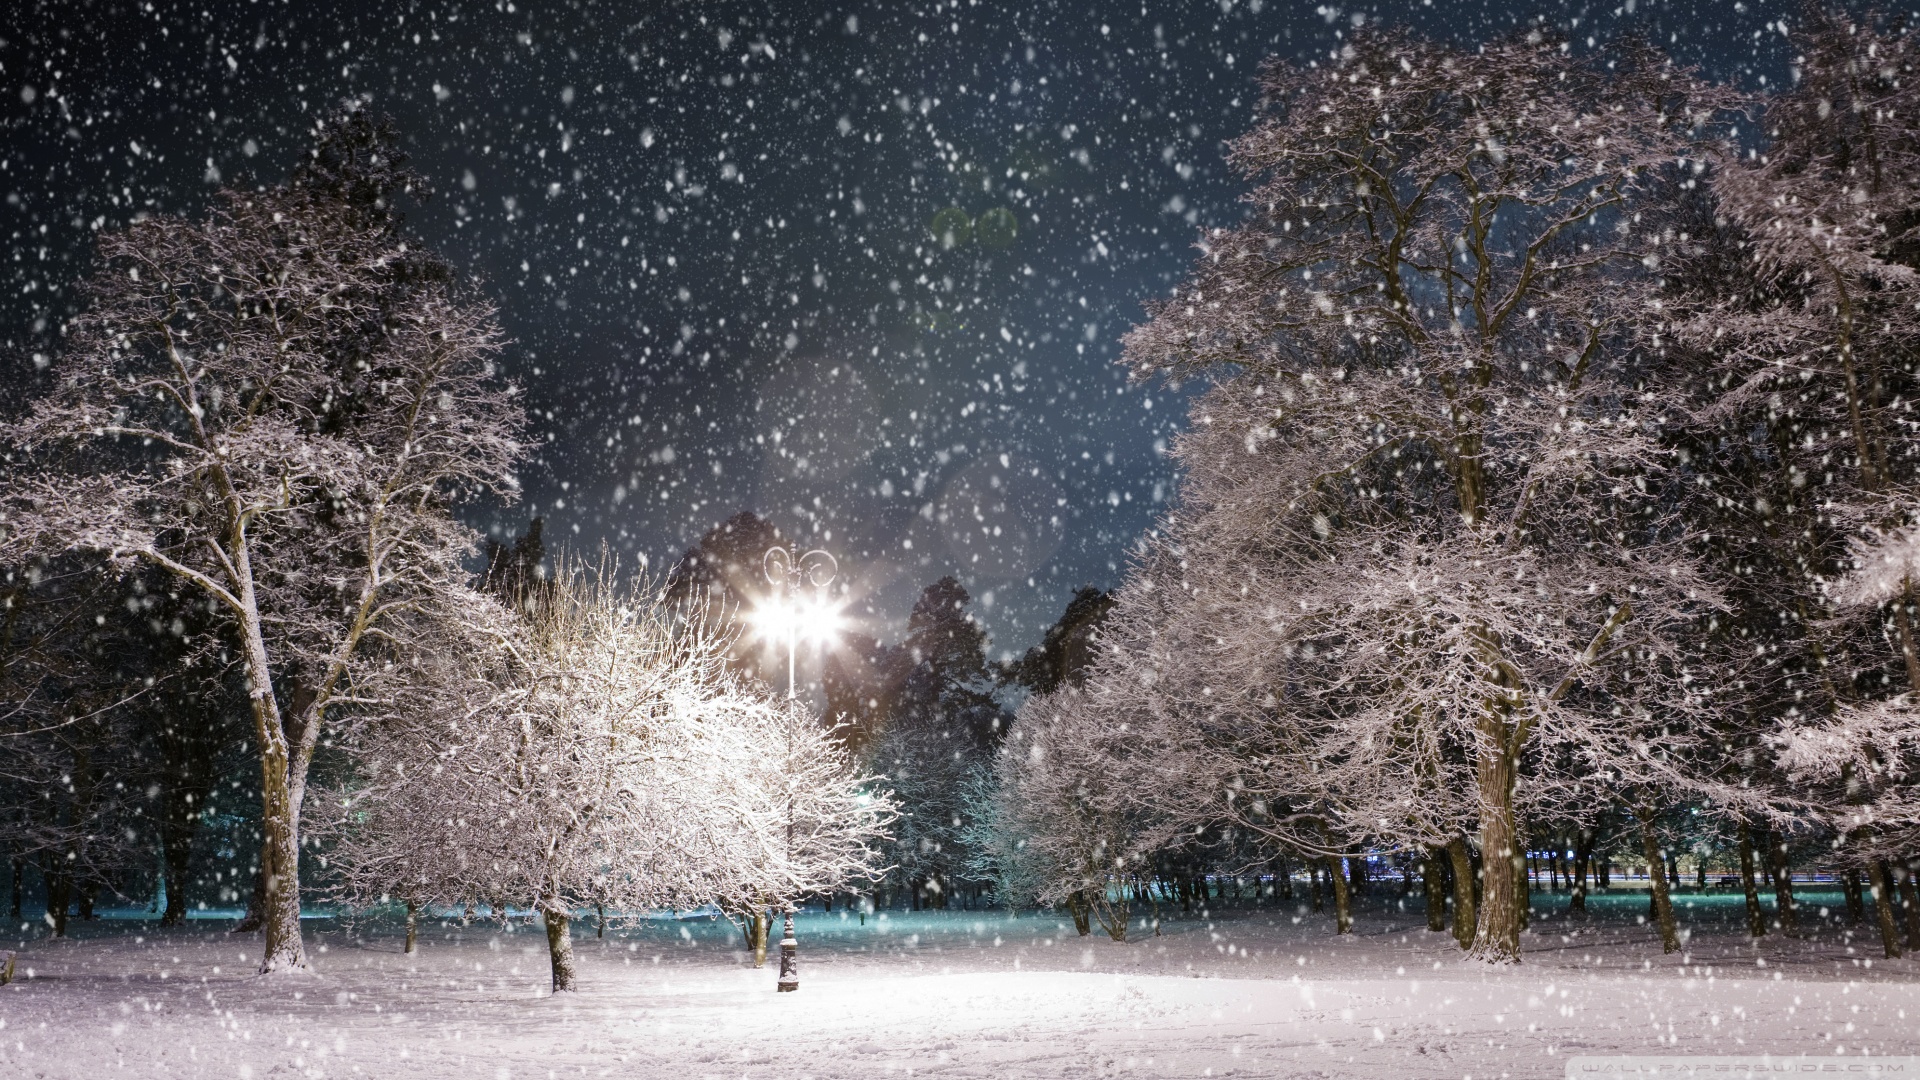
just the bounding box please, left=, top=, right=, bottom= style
left=756, top=543, right=841, bottom=993
left=757, top=544, right=841, bottom=699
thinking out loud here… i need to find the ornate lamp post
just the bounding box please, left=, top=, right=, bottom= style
left=761, top=544, right=838, bottom=700
left=760, top=543, right=838, bottom=993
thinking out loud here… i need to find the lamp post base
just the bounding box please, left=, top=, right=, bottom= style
left=776, top=912, right=798, bottom=992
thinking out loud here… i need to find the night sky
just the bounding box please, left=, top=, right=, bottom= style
left=1, top=0, right=1797, bottom=658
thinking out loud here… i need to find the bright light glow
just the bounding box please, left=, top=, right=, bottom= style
left=750, top=593, right=846, bottom=648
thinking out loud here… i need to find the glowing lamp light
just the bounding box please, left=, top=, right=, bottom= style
left=750, top=594, right=845, bottom=649
left=760, top=544, right=842, bottom=701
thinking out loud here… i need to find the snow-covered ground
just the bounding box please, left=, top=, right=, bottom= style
left=3, top=891, right=1916, bottom=1079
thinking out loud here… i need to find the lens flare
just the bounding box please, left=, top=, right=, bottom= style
left=751, top=594, right=845, bottom=648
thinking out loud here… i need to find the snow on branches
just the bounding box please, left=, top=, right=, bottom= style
left=1091, top=28, right=1735, bottom=962
left=0, top=109, right=527, bottom=973
left=319, top=558, right=892, bottom=991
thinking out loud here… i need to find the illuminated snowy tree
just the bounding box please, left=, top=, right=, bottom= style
left=702, top=699, right=895, bottom=967
left=322, top=558, right=892, bottom=991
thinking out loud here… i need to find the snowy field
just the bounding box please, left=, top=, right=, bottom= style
left=3, top=891, right=1916, bottom=1080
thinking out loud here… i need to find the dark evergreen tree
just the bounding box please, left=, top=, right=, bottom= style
left=665, top=511, right=784, bottom=614
left=664, top=510, right=788, bottom=680
left=484, top=518, right=551, bottom=616
left=866, top=577, right=1007, bottom=909
left=1005, top=586, right=1115, bottom=697
left=822, top=631, right=897, bottom=759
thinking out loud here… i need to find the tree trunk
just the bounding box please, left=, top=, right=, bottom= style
left=1092, top=885, right=1130, bottom=942
left=751, top=909, right=770, bottom=966
left=8, top=857, right=21, bottom=919
left=238, top=595, right=309, bottom=974
left=160, top=816, right=193, bottom=927
left=1516, top=844, right=1531, bottom=933
left=1896, top=860, right=1920, bottom=952
left=1635, top=806, right=1680, bottom=954
left=1066, top=889, right=1093, bottom=936
left=1423, top=847, right=1448, bottom=932
left=256, top=782, right=303, bottom=971
left=1325, top=856, right=1352, bottom=935
left=1766, top=835, right=1798, bottom=937
left=1737, top=820, right=1766, bottom=938
left=1570, top=830, right=1591, bottom=914
left=404, top=900, right=418, bottom=955
left=1870, top=861, right=1904, bottom=959
left=42, top=859, right=70, bottom=938
left=1469, top=737, right=1522, bottom=963
left=596, top=902, right=606, bottom=939
left=1446, top=836, right=1477, bottom=950
left=1347, top=855, right=1367, bottom=899
left=1309, top=861, right=1324, bottom=913
left=233, top=857, right=267, bottom=932
left=1842, top=867, right=1866, bottom=926
left=543, top=905, right=576, bottom=992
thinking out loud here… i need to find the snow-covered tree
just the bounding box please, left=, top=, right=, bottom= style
left=956, top=763, right=1041, bottom=915
left=327, top=561, right=734, bottom=991
left=308, top=586, right=510, bottom=955
left=321, top=557, right=892, bottom=990
left=1107, top=28, right=1733, bottom=961
left=991, top=682, right=1159, bottom=940
left=0, top=108, right=526, bottom=972
left=1773, top=523, right=1920, bottom=956
left=1674, top=8, right=1920, bottom=956
left=958, top=584, right=1119, bottom=919
left=1708, top=8, right=1920, bottom=564
left=701, top=699, right=895, bottom=967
